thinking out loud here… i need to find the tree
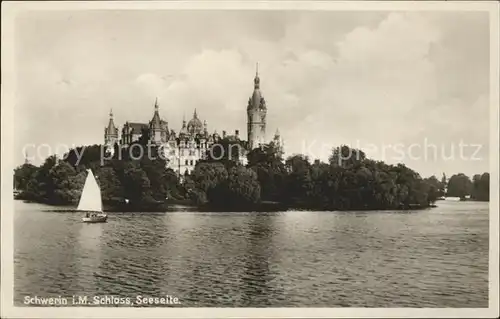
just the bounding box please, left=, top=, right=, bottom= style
left=471, top=172, right=489, bottom=201
left=246, top=143, right=286, bottom=202
left=46, top=161, right=86, bottom=204
left=446, top=173, right=472, bottom=199
left=423, top=175, right=445, bottom=201
left=33, top=155, right=59, bottom=202
left=120, top=162, right=152, bottom=204
left=14, top=163, right=38, bottom=190
left=64, top=144, right=104, bottom=167
left=190, top=162, right=228, bottom=195
left=284, top=155, right=313, bottom=206
left=205, top=137, right=246, bottom=169
left=224, top=166, right=261, bottom=207
left=97, top=166, right=123, bottom=203
left=329, top=145, right=366, bottom=168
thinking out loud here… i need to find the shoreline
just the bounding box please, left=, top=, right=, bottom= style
left=14, top=197, right=459, bottom=213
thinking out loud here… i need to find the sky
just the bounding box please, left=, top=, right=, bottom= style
left=14, top=9, right=491, bottom=178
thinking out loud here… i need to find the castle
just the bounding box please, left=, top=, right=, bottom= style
left=104, top=68, right=284, bottom=176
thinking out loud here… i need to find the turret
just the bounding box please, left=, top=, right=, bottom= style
left=179, top=114, right=188, bottom=137
left=247, top=63, right=267, bottom=149
left=104, top=109, right=119, bottom=150
left=150, top=98, right=163, bottom=144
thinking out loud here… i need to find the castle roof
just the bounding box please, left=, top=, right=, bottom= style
left=151, top=98, right=162, bottom=129
left=124, top=122, right=148, bottom=133
left=105, top=109, right=118, bottom=135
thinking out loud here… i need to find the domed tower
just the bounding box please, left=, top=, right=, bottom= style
left=104, top=109, right=119, bottom=152
left=187, top=109, right=203, bottom=136
left=247, top=63, right=267, bottom=149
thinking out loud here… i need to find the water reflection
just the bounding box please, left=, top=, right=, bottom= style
left=77, top=222, right=104, bottom=293
left=94, top=214, right=169, bottom=297
left=240, top=214, right=279, bottom=307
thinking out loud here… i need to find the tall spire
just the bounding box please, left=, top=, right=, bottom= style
left=254, top=62, right=260, bottom=89
left=24, top=149, right=29, bottom=164
left=106, top=108, right=117, bottom=133
left=193, top=108, right=198, bottom=119
left=151, top=97, right=161, bottom=129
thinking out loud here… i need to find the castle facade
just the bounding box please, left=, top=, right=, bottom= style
left=104, top=69, right=283, bottom=176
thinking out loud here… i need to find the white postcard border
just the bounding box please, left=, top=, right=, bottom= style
left=1, top=1, right=499, bottom=318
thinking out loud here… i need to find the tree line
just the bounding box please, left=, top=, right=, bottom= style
left=13, top=131, right=490, bottom=211
left=444, top=172, right=490, bottom=201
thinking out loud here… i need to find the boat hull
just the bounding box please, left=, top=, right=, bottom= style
left=82, top=213, right=108, bottom=223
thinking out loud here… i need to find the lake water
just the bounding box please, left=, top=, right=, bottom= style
left=14, top=200, right=489, bottom=307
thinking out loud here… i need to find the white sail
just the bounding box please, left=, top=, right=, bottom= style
left=77, top=169, right=102, bottom=212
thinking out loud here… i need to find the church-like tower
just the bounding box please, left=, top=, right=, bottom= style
left=247, top=64, right=267, bottom=149
left=104, top=109, right=119, bottom=153
left=150, top=98, right=163, bottom=144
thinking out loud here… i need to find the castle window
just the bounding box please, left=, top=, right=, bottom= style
left=170, top=149, right=175, bottom=155
left=185, top=159, right=188, bottom=165
left=190, top=160, right=194, bottom=166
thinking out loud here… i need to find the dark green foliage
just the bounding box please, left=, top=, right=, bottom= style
left=423, top=175, right=446, bottom=202
left=96, top=165, right=123, bottom=203
left=14, top=129, right=183, bottom=208
left=329, top=145, right=366, bottom=167
left=446, top=173, right=473, bottom=199
left=14, top=163, right=38, bottom=190
left=204, top=137, right=246, bottom=169
left=471, top=173, right=489, bottom=201
left=224, top=166, right=261, bottom=207
left=180, top=143, right=490, bottom=210
left=14, top=132, right=490, bottom=210
left=188, top=163, right=261, bottom=209
left=246, top=143, right=287, bottom=202
left=284, top=155, right=313, bottom=206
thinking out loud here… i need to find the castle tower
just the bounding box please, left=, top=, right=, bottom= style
left=273, top=128, right=284, bottom=158
left=247, top=63, right=267, bottom=149
left=150, top=98, right=163, bottom=144
left=104, top=109, right=119, bottom=152
left=179, top=114, right=188, bottom=137
left=187, top=108, right=203, bottom=136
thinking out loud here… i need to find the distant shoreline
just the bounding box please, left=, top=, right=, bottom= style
left=15, top=196, right=464, bottom=213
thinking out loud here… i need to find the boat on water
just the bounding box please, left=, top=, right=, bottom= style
left=78, top=169, right=107, bottom=223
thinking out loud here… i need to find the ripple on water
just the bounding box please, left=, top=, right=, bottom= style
left=14, top=201, right=489, bottom=307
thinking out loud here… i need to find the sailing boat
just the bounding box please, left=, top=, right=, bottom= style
left=78, top=169, right=107, bottom=223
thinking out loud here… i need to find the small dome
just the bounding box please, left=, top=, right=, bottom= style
left=187, top=109, right=203, bottom=135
